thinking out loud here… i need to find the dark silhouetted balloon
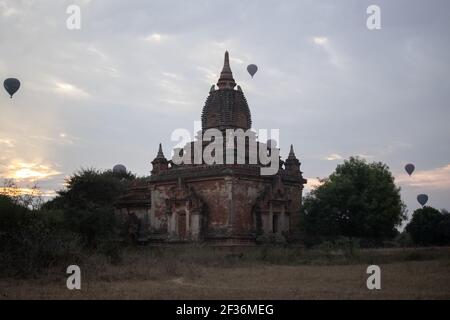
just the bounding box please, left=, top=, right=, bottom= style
left=247, top=64, right=258, bottom=78
left=4, top=78, right=21, bottom=98
left=113, top=164, right=127, bottom=174
left=405, top=163, right=415, bottom=176
left=417, top=194, right=428, bottom=207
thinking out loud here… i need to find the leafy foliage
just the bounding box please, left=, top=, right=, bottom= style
left=405, top=206, right=450, bottom=246
left=0, top=194, right=29, bottom=231
left=43, top=168, right=134, bottom=247
left=1, top=179, right=44, bottom=210
left=301, top=157, right=406, bottom=244
left=0, top=196, right=80, bottom=277
left=0, top=168, right=135, bottom=276
left=46, top=168, right=134, bottom=210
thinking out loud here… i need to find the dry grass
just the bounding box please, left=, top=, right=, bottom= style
left=1, top=246, right=450, bottom=300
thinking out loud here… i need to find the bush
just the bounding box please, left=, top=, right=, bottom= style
left=394, top=232, right=413, bottom=247
left=0, top=195, right=28, bottom=231
left=313, top=237, right=360, bottom=259
left=0, top=167, right=136, bottom=277
left=0, top=205, right=81, bottom=277
left=405, top=206, right=450, bottom=246
left=98, top=240, right=123, bottom=265
left=301, top=234, right=327, bottom=248
left=63, top=206, right=117, bottom=248
left=0, top=205, right=123, bottom=277
left=255, top=233, right=287, bottom=245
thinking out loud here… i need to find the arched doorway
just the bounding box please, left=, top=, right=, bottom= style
left=177, top=211, right=187, bottom=239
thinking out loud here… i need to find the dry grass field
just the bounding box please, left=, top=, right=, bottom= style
left=1, top=246, right=450, bottom=300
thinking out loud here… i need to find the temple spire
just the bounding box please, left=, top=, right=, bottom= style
left=288, top=144, right=297, bottom=160
left=156, top=143, right=165, bottom=159
left=151, top=143, right=168, bottom=175
left=217, top=51, right=236, bottom=90
left=222, top=51, right=232, bottom=74
left=285, top=144, right=301, bottom=174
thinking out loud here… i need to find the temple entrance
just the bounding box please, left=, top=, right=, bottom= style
left=273, top=214, right=279, bottom=233
left=178, top=212, right=187, bottom=239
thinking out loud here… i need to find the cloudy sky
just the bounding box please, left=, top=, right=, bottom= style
left=0, top=0, right=449, bottom=224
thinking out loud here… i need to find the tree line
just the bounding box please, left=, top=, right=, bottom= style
left=1, top=157, right=449, bottom=277
left=0, top=168, right=135, bottom=277
left=300, top=157, right=450, bottom=247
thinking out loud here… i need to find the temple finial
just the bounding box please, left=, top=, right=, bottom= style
left=223, top=51, right=231, bottom=73
left=288, top=144, right=297, bottom=159
left=151, top=142, right=168, bottom=174
left=217, top=51, right=236, bottom=89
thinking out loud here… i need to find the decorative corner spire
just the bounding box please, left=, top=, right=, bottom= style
left=151, top=143, right=168, bottom=174
left=217, top=51, right=236, bottom=90
left=156, top=143, right=166, bottom=159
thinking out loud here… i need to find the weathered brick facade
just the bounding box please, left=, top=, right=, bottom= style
left=116, top=52, right=307, bottom=245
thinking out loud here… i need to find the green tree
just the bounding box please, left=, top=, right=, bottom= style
left=45, top=168, right=135, bottom=210
left=1, top=179, right=43, bottom=210
left=301, top=157, right=406, bottom=243
left=43, top=168, right=135, bottom=247
left=0, top=195, right=79, bottom=276
left=405, top=206, right=450, bottom=246
left=0, top=194, right=29, bottom=232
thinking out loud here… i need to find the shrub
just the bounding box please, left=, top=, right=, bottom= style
left=255, top=233, right=287, bottom=245
left=394, top=232, right=413, bottom=247
left=406, top=206, right=450, bottom=246
left=0, top=206, right=81, bottom=277
left=63, top=206, right=117, bottom=248
left=98, top=240, right=123, bottom=265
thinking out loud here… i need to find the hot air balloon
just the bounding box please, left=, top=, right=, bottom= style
left=4, top=78, right=21, bottom=98
left=247, top=64, right=258, bottom=78
left=113, top=164, right=127, bottom=174
left=417, top=194, right=428, bottom=207
left=405, top=163, right=415, bottom=176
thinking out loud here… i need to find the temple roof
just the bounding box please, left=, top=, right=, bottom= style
left=201, top=51, right=252, bottom=131
left=156, top=143, right=165, bottom=159
left=287, top=144, right=297, bottom=160
left=217, top=51, right=236, bottom=90
left=152, top=143, right=167, bottom=164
